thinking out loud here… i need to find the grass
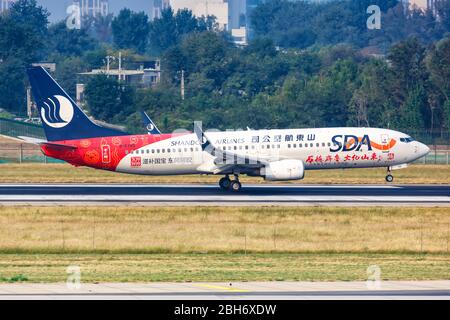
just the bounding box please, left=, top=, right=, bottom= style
left=0, top=163, right=449, bottom=184
left=0, top=206, right=449, bottom=254
left=0, top=206, right=448, bottom=283
left=0, top=253, right=448, bottom=283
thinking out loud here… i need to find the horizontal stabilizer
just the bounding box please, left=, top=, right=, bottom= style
left=40, top=142, right=77, bottom=151
left=18, top=136, right=47, bottom=145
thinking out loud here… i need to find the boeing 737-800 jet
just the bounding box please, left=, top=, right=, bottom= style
left=24, top=66, right=430, bottom=192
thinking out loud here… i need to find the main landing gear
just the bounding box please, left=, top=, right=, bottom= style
left=385, top=167, right=394, bottom=183
left=219, top=175, right=242, bottom=192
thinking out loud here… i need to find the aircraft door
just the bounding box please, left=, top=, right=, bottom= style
left=380, top=134, right=389, bottom=153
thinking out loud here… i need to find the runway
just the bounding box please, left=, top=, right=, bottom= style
left=0, top=281, right=449, bottom=300
left=0, top=184, right=449, bottom=206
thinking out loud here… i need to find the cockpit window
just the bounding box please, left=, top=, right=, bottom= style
left=400, top=137, right=415, bottom=143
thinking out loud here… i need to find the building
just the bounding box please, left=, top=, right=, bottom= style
left=403, top=0, right=444, bottom=12
left=228, top=0, right=246, bottom=29
left=150, top=0, right=254, bottom=44
left=72, top=0, right=109, bottom=18
left=231, top=27, right=247, bottom=46
left=79, top=60, right=161, bottom=88
left=0, top=0, right=15, bottom=13
left=149, top=0, right=170, bottom=20
left=169, top=0, right=229, bottom=30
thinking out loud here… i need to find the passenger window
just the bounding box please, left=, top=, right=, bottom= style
left=167, top=149, right=170, bottom=153
left=294, top=144, right=297, bottom=148
left=288, top=144, right=291, bottom=148
left=310, top=143, right=313, bottom=147
left=322, top=143, right=325, bottom=147
left=316, top=143, right=320, bottom=147
left=162, top=149, right=165, bottom=153
left=152, top=149, right=155, bottom=153
left=157, top=149, right=160, bottom=153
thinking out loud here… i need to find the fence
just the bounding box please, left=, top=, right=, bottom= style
left=0, top=118, right=45, bottom=139
left=0, top=144, right=61, bottom=164
left=413, top=150, right=450, bottom=165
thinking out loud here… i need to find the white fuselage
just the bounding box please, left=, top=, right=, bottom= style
left=116, top=127, right=430, bottom=176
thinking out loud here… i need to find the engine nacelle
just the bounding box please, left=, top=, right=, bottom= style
left=261, top=160, right=305, bottom=181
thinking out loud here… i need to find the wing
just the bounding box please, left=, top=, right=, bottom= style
left=194, top=122, right=270, bottom=174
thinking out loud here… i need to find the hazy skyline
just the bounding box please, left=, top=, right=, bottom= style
left=36, top=0, right=151, bottom=22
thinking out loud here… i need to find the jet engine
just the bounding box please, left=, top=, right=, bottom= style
left=261, top=160, right=305, bottom=181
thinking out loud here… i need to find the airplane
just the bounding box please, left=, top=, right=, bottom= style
left=24, top=66, right=430, bottom=192
left=140, top=110, right=161, bottom=135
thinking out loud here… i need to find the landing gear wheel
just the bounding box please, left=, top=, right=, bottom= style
left=385, top=174, right=394, bottom=183
left=229, top=180, right=242, bottom=192
left=219, top=177, right=231, bottom=190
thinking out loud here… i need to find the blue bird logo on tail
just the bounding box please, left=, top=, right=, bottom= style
left=39, top=95, right=74, bottom=129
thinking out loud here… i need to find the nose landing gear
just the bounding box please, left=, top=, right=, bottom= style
left=385, top=167, right=394, bottom=183
left=219, top=175, right=242, bottom=192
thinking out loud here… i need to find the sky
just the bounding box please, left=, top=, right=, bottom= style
left=36, top=0, right=151, bottom=22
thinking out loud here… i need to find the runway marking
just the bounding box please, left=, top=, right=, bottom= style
left=0, top=184, right=448, bottom=206
left=0, top=195, right=447, bottom=202
left=0, top=184, right=405, bottom=189
left=193, top=284, right=250, bottom=293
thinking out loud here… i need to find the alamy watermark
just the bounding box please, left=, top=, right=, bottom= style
left=366, top=265, right=382, bottom=290
left=367, top=5, right=381, bottom=30
left=66, top=265, right=81, bottom=290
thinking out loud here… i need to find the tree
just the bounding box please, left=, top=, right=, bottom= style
left=148, top=8, right=216, bottom=54
left=47, top=21, right=97, bottom=57
left=400, top=85, right=426, bottom=130
left=427, top=37, right=450, bottom=101
left=427, top=36, right=450, bottom=131
left=0, top=57, right=26, bottom=113
left=348, top=59, right=394, bottom=128
left=0, top=0, right=49, bottom=62
left=388, top=37, right=427, bottom=103
left=0, top=0, right=48, bottom=113
left=54, top=57, right=88, bottom=98
left=112, top=9, right=150, bottom=54
left=85, top=75, right=121, bottom=121
left=82, top=14, right=114, bottom=43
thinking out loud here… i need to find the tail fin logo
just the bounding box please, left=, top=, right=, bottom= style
left=39, top=95, right=74, bottom=128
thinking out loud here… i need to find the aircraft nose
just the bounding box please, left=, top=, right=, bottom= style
left=419, top=143, right=430, bottom=157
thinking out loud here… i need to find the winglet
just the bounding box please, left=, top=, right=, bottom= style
left=140, top=111, right=161, bottom=135
left=194, top=121, right=212, bottom=152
